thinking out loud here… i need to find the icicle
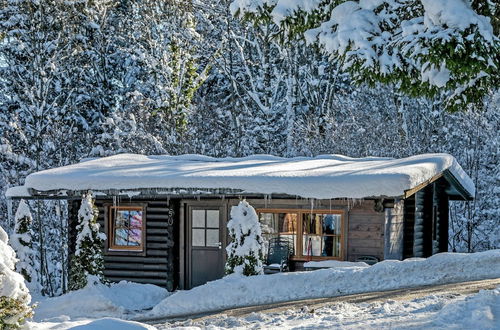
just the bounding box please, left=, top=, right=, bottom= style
left=7, top=198, right=13, bottom=234
left=55, top=201, right=61, bottom=217
left=166, top=196, right=170, bottom=206
left=112, top=195, right=117, bottom=207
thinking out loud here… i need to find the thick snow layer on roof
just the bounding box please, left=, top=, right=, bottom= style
left=18, top=153, right=474, bottom=199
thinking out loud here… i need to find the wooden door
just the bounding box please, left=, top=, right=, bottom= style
left=188, top=207, right=225, bottom=288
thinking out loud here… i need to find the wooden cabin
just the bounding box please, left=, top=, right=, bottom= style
left=7, top=153, right=474, bottom=290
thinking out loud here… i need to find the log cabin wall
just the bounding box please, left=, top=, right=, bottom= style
left=402, top=194, right=416, bottom=258
left=437, top=184, right=449, bottom=253
left=403, top=178, right=450, bottom=258
left=346, top=200, right=385, bottom=262
left=68, top=198, right=178, bottom=290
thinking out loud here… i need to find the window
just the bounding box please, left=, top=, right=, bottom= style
left=303, top=213, right=342, bottom=257
left=259, top=212, right=298, bottom=255
left=192, top=209, right=220, bottom=248
left=108, top=206, right=145, bottom=251
left=257, top=209, right=344, bottom=260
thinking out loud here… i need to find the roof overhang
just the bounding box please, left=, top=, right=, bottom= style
left=403, top=169, right=474, bottom=201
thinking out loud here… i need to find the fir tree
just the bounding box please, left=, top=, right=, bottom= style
left=10, top=200, right=39, bottom=290
left=225, top=200, right=264, bottom=276
left=0, top=226, right=33, bottom=329
left=230, top=0, right=499, bottom=112
left=68, top=193, right=106, bottom=290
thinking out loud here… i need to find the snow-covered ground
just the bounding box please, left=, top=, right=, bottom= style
left=30, top=280, right=170, bottom=329
left=147, top=250, right=499, bottom=319
left=165, top=286, right=500, bottom=329
left=26, top=250, right=500, bottom=329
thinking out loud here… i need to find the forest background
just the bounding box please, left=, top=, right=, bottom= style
left=0, top=0, right=498, bottom=296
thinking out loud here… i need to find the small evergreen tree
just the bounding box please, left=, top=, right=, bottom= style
left=225, top=200, right=264, bottom=276
left=10, top=200, right=39, bottom=291
left=68, top=192, right=106, bottom=290
left=0, top=226, right=33, bottom=329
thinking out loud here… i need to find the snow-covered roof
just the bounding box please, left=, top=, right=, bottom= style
left=7, top=153, right=474, bottom=200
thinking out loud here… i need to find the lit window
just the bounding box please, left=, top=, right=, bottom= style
left=109, top=206, right=145, bottom=251
left=257, top=209, right=343, bottom=260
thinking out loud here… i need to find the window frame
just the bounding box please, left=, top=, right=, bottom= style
left=107, top=205, right=147, bottom=254
left=256, top=208, right=345, bottom=261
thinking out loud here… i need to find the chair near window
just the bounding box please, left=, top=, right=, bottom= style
left=263, top=236, right=294, bottom=274
left=355, top=255, right=379, bottom=265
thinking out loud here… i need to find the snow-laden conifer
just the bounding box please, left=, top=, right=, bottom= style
left=69, top=193, right=106, bottom=290
left=225, top=200, right=264, bottom=276
left=0, top=226, right=33, bottom=328
left=10, top=200, right=40, bottom=291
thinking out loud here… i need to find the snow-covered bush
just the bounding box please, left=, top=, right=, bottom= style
left=10, top=200, right=39, bottom=290
left=0, top=226, right=33, bottom=328
left=225, top=200, right=264, bottom=276
left=69, top=193, right=106, bottom=290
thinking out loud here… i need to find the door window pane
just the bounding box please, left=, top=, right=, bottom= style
left=192, top=210, right=205, bottom=227
left=206, top=210, right=220, bottom=228
left=206, top=229, right=219, bottom=247
left=192, top=228, right=205, bottom=247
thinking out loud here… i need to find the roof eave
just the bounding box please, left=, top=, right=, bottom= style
left=404, top=169, right=474, bottom=201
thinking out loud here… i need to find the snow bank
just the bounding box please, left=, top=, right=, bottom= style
left=303, top=260, right=369, bottom=268
left=431, top=286, right=500, bottom=329
left=34, top=280, right=170, bottom=322
left=64, top=318, right=156, bottom=330
left=147, top=250, right=499, bottom=318
left=16, top=153, right=474, bottom=200
left=30, top=318, right=156, bottom=330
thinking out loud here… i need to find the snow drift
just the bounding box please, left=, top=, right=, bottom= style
left=34, top=279, right=170, bottom=322
left=147, top=250, right=499, bottom=319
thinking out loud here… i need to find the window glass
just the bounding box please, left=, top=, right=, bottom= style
left=110, top=207, right=144, bottom=251
left=303, top=213, right=341, bottom=257
left=259, top=212, right=297, bottom=256
left=192, top=210, right=205, bottom=227
left=206, top=210, right=219, bottom=228
left=206, top=229, right=219, bottom=247
left=192, top=228, right=205, bottom=247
